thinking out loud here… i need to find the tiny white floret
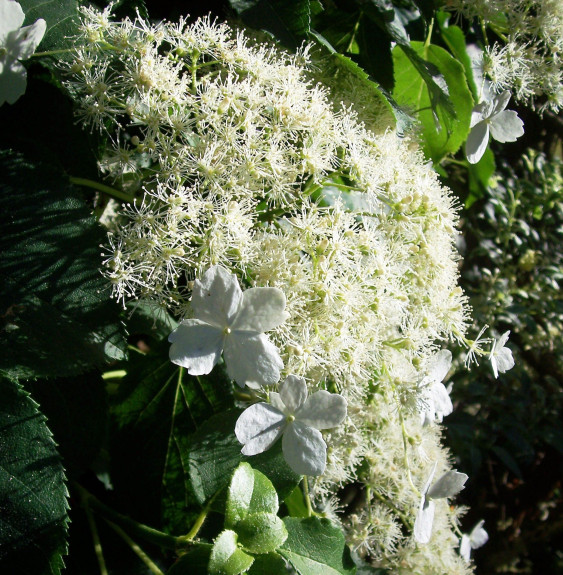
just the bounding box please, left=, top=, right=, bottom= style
left=489, top=330, right=515, bottom=379
left=235, top=374, right=347, bottom=476
left=168, top=265, right=288, bottom=389
left=460, top=520, right=488, bottom=562
left=0, top=0, right=46, bottom=106
left=414, top=462, right=468, bottom=544
left=466, top=91, right=524, bottom=164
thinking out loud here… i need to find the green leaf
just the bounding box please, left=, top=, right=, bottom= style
left=110, top=341, right=232, bottom=531
left=237, top=512, right=288, bottom=553
left=247, top=553, right=288, bottom=574
left=279, top=517, right=355, bottom=575
left=24, top=372, right=108, bottom=478
left=436, top=11, right=478, bottom=98
left=167, top=546, right=211, bottom=575
left=229, top=0, right=317, bottom=50
left=0, top=151, right=126, bottom=380
left=0, top=379, right=68, bottom=574
left=226, top=463, right=279, bottom=528
left=392, top=42, right=473, bottom=161
left=467, top=147, right=495, bottom=207
left=187, top=410, right=301, bottom=508
left=209, top=530, right=254, bottom=575
left=19, top=0, right=80, bottom=51
left=283, top=485, right=310, bottom=518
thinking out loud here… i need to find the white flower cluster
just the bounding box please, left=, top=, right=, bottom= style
left=450, top=0, right=563, bottom=112
left=66, top=8, right=497, bottom=572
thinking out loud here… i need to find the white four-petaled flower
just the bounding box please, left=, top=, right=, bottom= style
left=168, top=265, right=288, bottom=389
left=414, top=462, right=468, bottom=544
left=489, top=330, right=515, bottom=379
left=466, top=91, right=524, bottom=164
left=235, top=375, right=347, bottom=476
left=418, top=350, right=454, bottom=426
left=460, top=519, right=488, bottom=562
left=0, top=0, right=46, bottom=106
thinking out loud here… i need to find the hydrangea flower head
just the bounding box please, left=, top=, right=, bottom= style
left=168, top=266, right=288, bottom=389
left=489, top=330, right=515, bottom=378
left=466, top=91, right=524, bottom=164
left=414, top=462, right=468, bottom=544
left=460, top=520, right=488, bottom=562
left=418, top=349, right=454, bottom=426
left=0, top=0, right=46, bottom=106
left=235, top=375, right=347, bottom=476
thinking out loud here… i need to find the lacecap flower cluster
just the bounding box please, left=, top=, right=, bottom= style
left=64, top=6, right=505, bottom=573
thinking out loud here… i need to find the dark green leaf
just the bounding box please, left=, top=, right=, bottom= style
left=0, top=151, right=126, bottom=380
left=491, top=445, right=522, bottom=478
left=225, top=463, right=279, bottom=528
left=167, top=546, right=211, bottom=575
left=229, top=0, right=316, bottom=50
left=392, top=42, right=473, bottom=161
left=467, top=148, right=495, bottom=207
left=247, top=552, right=288, bottom=574
left=237, top=512, right=288, bottom=553
left=209, top=530, right=254, bottom=575
left=20, top=0, right=80, bottom=51
left=0, top=379, right=68, bottom=574
left=279, top=517, right=355, bottom=575
left=110, top=341, right=232, bottom=531
left=187, top=410, right=301, bottom=509
left=24, top=372, right=108, bottom=478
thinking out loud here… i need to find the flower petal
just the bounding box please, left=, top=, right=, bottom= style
left=490, top=110, right=524, bottom=143
left=11, top=19, right=47, bottom=60
left=466, top=121, right=490, bottom=164
left=282, top=421, right=327, bottom=476
left=494, top=347, right=514, bottom=374
left=427, top=350, right=452, bottom=383
left=235, top=403, right=285, bottom=456
left=268, top=392, right=286, bottom=413
left=469, top=101, right=490, bottom=128
left=192, top=265, right=242, bottom=327
left=460, top=534, right=472, bottom=562
left=223, top=333, right=283, bottom=389
left=0, top=0, right=25, bottom=44
left=231, top=287, right=288, bottom=333
left=414, top=498, right=435, bottom=544
left=429, top=383, right=453, bottom=422
left=491, top=90, right=511, bottom=116
left=469, top=520, right=489, bottom=549
left=427, top=470, right=468, bottom=499
left=297, top=390, right=347, bottom=430
left=168, top=319, right=223, bottom=375
left=279, top=375, right=308, bottom=413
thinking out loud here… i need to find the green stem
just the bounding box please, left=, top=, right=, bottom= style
left=83, top=498, right=109, bottom=575
left=30, top=48, right=75, bottom=57
left=73, top=483, right=182, bottom=551
left=105, top=520, right=165, bottom=575
left=179, top=488, right=222, bottom=543
left=302, top=476, right=313, bottom=518
left=69, top=176, right=136, bottom=203
left=371, top=489, right=412, bottom=529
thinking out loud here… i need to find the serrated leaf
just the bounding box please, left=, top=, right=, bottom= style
left=392, top=42, right=473, bottom=161
left=209, top=530, right=254, bottom=575
left=237, top=512, right=288, bottom=553
left=187, top=410, right=301, bottom=509
left=279, top=517, right=355, bottom=575
left=19, top=0, right=80, bottom=51
left=0, top=151, right=126, bottom=380
left=0, top=379, right=68, bottom=574
left=229, top=0, right=314, bottom=50
left=226, top=463, right=279, bottom=528
left=110, top=341, right=232, bottom=530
